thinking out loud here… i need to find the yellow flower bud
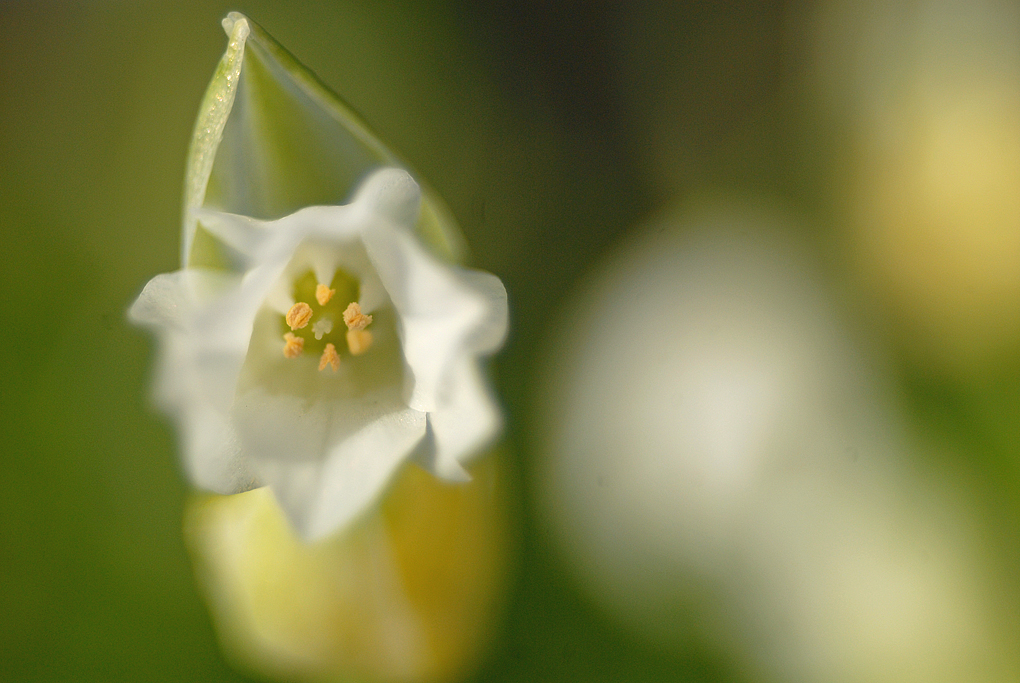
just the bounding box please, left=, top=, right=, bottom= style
left=184, top=453, right=511, bottom=683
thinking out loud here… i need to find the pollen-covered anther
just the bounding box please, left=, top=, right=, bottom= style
left=318, top=343, right=340, bottom=371
left=283, top=332, right=304, bottom=359
left=285, top=302, right=314, bottom=330
left=346, top=328, right=373, bottom=356
left=342, top=302, right=373, bottom=331
left=315, top=283, right=336, bottom=306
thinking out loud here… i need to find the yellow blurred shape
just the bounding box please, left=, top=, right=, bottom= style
left=808, top=0, right=1020, bottom=372
left=853, top=84, right=1020, bottom=368
left=184, top=455, right=510, bottom=683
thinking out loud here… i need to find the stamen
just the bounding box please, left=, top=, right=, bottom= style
left=346, top=328, right=373, bottom=356
left=312, top=318, right=333, bottom=340
left=283, top=332, right=304, bottom=358
left=318, top=343, right=340, bottom=371
left=285, top=302, right=313, bottom=330
left=343, top=302, right=373, bottom=331
left=315, top=283, right=336, bottom=306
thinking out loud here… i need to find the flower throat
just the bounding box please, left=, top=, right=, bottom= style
left=280, top=268, right=374, bottom=371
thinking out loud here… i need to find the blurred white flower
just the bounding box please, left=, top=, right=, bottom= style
left=131, top=169, right=507, bottom=540
left=535, top=204, right=1014, bottom=683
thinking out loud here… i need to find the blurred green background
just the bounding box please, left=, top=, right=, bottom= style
left=2, top=1, right=1019, bottom=682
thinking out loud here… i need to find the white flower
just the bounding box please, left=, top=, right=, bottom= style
left=131, top=167, right=507, bottom=540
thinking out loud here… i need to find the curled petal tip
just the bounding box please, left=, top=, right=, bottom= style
left=355, top=168, right=422, bottom=226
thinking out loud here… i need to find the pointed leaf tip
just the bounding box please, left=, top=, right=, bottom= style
left=182, top=13, right=467, bottom=270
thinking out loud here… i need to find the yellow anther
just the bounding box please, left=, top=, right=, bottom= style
left=283, top=332, right=304, bottom=359
left=318, top=343, right=341, bottom=371
left=315, top=283, right=336, bottom=306
left=285, top=302, right=313, bottom=330
left=343, top=302, right=373, bottom=331
left=346, top=328, right=373, bottom=356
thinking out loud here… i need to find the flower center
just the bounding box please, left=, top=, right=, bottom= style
left=279, top=268, right=375, bottom=371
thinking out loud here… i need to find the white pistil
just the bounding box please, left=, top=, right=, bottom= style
left=312, top=318, right=333, bottom=340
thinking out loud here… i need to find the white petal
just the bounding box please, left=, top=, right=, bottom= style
left=156, top=345, right=243, bottom=415
left=416, top=360, right=501, bottom=480
left=455, top=270, right=509, bottom=354
left=129, top=269, right=238, bottom=331
left=187, top=247, right=297, bottom=353
left=282, top=204, right=366, bottom=240
left=147, top=332, right=251, bottom=486
left=129, top=274, right=190, bottom=331
left=254, top=407, right=428, bottom=541
left=177, top=403, right=258, bottom=494
left=363, top=223, right=495, bottom=413
left=191, top=208, right=271, bottom=264
left=350, top=168, right=422, bottom=227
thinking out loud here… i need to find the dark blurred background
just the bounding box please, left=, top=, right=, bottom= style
left=2, top=1, right=1019, bottom=681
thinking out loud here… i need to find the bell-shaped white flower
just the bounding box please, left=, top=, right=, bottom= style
left=132, top=168, right=506, bottom=540
left=129, top=13, right=507, bottom=541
